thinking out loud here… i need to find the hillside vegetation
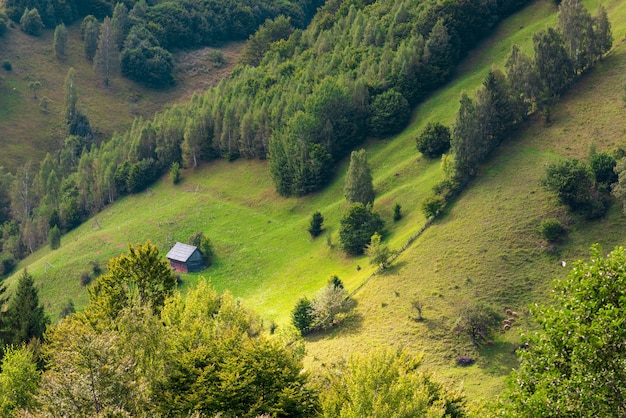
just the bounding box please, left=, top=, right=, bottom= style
left=3, top=0, right=625, bottom=402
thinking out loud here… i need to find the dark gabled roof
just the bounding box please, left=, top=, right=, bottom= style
left=166, top=242, right=199, bottom=262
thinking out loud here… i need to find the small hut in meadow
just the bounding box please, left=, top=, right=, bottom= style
left=166, top=242, right=205, bottom=273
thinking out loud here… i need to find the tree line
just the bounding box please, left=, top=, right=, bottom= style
left=419, top=0, right=612, bottom=217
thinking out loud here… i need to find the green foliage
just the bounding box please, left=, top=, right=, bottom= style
left=188, top=231, right=214, bottom=266
left=88, top=242, right=176, bottom=317
left=5, top=269, right=50, bottom=346
left=319, top=349, right=467, bottom=417
left=421, top=194, right=445, bottom=218
left=542, top=158, right=607, bottom=217
left=611, top=158, right=626, bottom=215
left=539, top=219, right=565, bottom=242
left=156, top=280, right=317, bottom=417
left=59, top=298, right=75, bottom=319
left=416, top=122, right=451, bottom=159
left=533, top=27, right=573, bottom=99
left=339, top=203, right=384, bottom=256
left=53, top=23, right=68, bottom=58
left=93, top=17, right=119, bottom=86
left=48, top=225, right=61, bottom=250
left=454, top=302, right=499, bottom=347
left=169, top=161, right=181, bottom=184
left=120, top=30, right=174, bottom=87
left=505, top=245, right=626, bottom=416
left=240, top=15, right=295, bottom=67
left=589, top=152, right=616, bottom=187
left=2, top=60, right=11, bottom=71
left=0, top=253, right=16, bottom=277
left=292, top=297, right=314, bottom=336
left=367, top=89, right=410, bottom=138
left=20, top=8, right=44, bottom=36
left=310, top=281, right=355, bottom=331
left=0, top=12, right=8, bottom=37
left=344, top=149, right=374, bottom=206
left=83, top=18, right=100, bottom=61
left=308, top=211, right=324, bottom=238
left=0, top=345, right=40, bottom=416
left=365, top=232, right=392, bottom=269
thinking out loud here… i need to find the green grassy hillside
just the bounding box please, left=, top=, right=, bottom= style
left=6, top=0, right=626, bottom=401
left=0, top=21, right=243, bottom=172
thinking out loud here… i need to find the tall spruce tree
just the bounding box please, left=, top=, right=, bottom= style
left=344, top=149, right=374, bottom=205
left=5, top=269, right=49, bottom=345
left=451, top=92, right=481, bottom=178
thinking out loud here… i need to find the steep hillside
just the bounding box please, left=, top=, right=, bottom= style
left=0, top=22, right=243, bottom=172
left=6, top=0, right=626, bottom=401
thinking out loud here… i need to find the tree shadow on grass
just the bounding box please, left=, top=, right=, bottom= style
left=381, top=259, right=408, bottom=275
left=476, top=340, right=521, bottom=377
left=304, top=311, right=364, bottom=342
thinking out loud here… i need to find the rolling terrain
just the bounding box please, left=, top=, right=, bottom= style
left=4, top=0, right=626, bottom=401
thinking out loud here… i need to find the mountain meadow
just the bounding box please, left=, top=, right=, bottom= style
left=1, top=0, right=626, bottom=415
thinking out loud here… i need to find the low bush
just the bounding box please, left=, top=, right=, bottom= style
left=539, top=219, right=565, bottom=242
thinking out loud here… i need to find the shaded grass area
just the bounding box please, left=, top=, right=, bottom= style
left=0, top=22, right=244, bottom=172
left=4, top=0, right=626, bottom=403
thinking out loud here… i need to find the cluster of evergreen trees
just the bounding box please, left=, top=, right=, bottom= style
left=423, top=0, right=612, bottom=214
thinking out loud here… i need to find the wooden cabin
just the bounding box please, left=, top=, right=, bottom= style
left=166, top=242, right=205, bottom=273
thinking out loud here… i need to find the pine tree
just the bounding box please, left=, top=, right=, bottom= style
left=84, top=19, right=100, bottom=61
left=5, top=269, right=49, bottom=345
left=344, top=149, right=374, bottom=205
left=451, top=92, right=480, bottom=178
left=64, top=67, right=77, bottom=126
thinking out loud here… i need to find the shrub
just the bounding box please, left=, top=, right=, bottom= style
left=540, top=219, right=566, bottom=242
left=421, top=194, right=445, bottom=218
left=48, top=225, right=61, bottom=250
left=209, top=50, right=226, bottom=68
left=2, top=59, right=11, bottom=71
left=188, top=231, right=214, bottom=265
left=292, top=297, right=314, bottom=336
left=90, top=261, right=102, bottom=277
left=589, top=152, right=617, bottom=187
left=416, top=122, right=451, bottom=158
left=310, top=283, right=355, bottom=331
left=307, top=211, right=324, bottom=238
left=170, top=162, right=181, bottom=184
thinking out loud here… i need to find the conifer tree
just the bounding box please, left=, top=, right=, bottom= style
left=5, top=269, right=49, bottom=345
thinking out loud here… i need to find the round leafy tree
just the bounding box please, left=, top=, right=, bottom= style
left=506, top=245, right=626, bottom=416
left=368, top=89, right=410, bottom=138
left=416, top=122, right=451, bottom=158
left=339, top=203, right=385, bottom=256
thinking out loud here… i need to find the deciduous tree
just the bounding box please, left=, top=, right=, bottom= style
left=506, top=245, right=626, bottom=416
left=344, top=149, right=374, bottom=205
left=93, top=17, right=119, bottom=86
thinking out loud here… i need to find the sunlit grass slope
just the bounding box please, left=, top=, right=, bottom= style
left=7, top=0, right=626, bottom=401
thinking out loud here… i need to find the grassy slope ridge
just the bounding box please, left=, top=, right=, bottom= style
left=0, top=22, right=243, bottom=173
left=6, top=0, right=626, bottom=400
